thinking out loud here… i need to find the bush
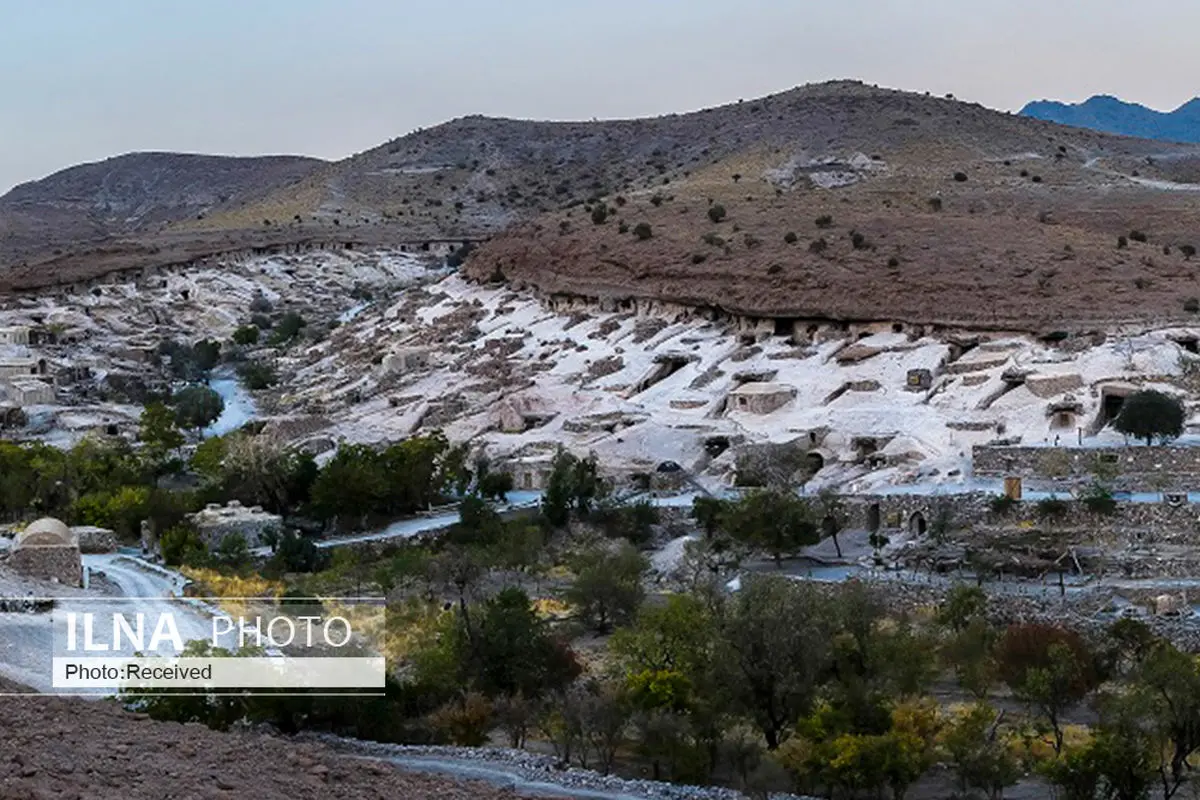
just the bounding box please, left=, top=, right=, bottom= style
left=1130, top=230, right=1148, bottom=243
left=633, top=223, right=653, bottom=241
left=1117, top=235, right=1129, bottom=249
left=815, top=215, right=833, bottom=228
left=237, top=361, right=278, bottom=391
left=691, top=253, right=707, bottom=264
left=618, top=222, right=629, bottom=234
left=650, top=195, right=664, bottom=207
left=1185, top=297, right=1200, bottom=313
left=989, top=495, right=1017, bottom=516
left=707, top=204, right=727, bottom=223
left=232, top=326, right=259, bottom=346
left=953, top=171, right=968, bottom=182
left=1035, top=497, right=1069, bottom=519
left=928, top=197, right=943, bottom=212
left=783, top=231, right=798, bottom=244
left=1031, top=175, right=1043, bottom=183
left=850, top=231, right=869, bottom=250
left=1081, top=485, right=1117, bottom=516
left=1182, top=244, right=1197, bottom=259
left=809, top=238, right=828, bottom=254
left=591, top=204, right=609, bottom=225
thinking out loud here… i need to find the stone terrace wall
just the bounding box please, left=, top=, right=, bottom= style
left=973, top=444, right=1200, bottom=490
left=8, top=546, right=82, bottom=586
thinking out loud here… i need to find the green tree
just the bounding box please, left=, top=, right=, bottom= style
left=542, top=449, right=605, bottom=528
left=269, top=312, right=307, bottom=344
left=995, top=624, right=1099, bottom=754
left=214, top=533, right=250, bottom=571
left=237, top=361, right=278, bottom=390
left=171, top=385, right=225, bottom=433
left=160, top=525, right=208, bottom=567
left=1114, top=389, right=1186, bottom=445
left=567, top=543, right=648, bottom=633
left=941, top=703, right=1021, bottom=800
left=478, top=470, right=514, bottom=502
left=139, top=402, right=185, bottom=469
left=721, top=489, right=818, bottom=566
left=719, top=575, right=835, bottom=749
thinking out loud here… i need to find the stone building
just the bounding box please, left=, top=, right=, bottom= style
left=188, top=501, right=282, bottom=548
left=4, top=377, right=54, bottom=406
left=0, top=358, right=44, bottom=379
left=727, top=382, right=797, bottom=415
left=382, top=346, right=432, bottom=375
left=8, top=518, right=82, bottom=586
left=0, top=326, right=30, bottom=346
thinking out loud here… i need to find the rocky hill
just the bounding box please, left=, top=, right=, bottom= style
left=1022, top=95, right=1200, bottom=143
left=10, top=81, right=1200, bottom=330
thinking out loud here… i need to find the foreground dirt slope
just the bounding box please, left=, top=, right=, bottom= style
left=0, top=692, right=548, bottom=800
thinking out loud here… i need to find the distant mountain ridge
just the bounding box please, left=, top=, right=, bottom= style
left=1021, top=94, right=1200, bottom=143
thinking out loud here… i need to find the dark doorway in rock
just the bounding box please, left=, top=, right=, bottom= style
left=806, top=452, right=825, bottom=474
left=909, top=512, right=927, bottom=537
left=1102, top=393, right=1126, bottom=427
left=867, top=503, right=881, bottom=533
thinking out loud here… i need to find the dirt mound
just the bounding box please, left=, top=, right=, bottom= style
left=0, top=693, right=548, bottom=800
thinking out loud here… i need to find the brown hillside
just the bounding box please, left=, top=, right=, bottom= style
left=462, top=82, right=1200, bottom=332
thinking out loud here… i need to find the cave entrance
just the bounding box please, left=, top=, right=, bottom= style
left=909, top=512, right=927, bottom=537
left=1101, top=393, right=1126, bottom=427
left=773, top=318, right=797, bottom=337
left=867, top=503, right=881, bottom=533
left=806, top=451, right=825, bottom=475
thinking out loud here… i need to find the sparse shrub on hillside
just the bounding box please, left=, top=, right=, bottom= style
left=702, top=232, right=725, bottom=247
left=989, top=494, right=1017, bottom=516
left=809, top=238, right=828, bottom=254
left=1164, top=245, right=1173, bottom=255
left=591, top=204, right=609, bottom=225
left=1031, top=175, right=1043, bottom=183
left=650, top=194, right=664, bottom=207
left=633, top=223, right=653, bottom=241
left=928, top=197, right=943, bottom=212
left=743, top=233, right=761, bottom=250
left=614, top=196, right=627, bottom=206
left=887, top=256, right=900, bottom=268
left=618, top=221, right=629, bottom=234
left=232, top=326, right=259, bottom=346
left=1182, top=244, right=1196, bottom=259
left=784, top=231, right=798, bottom=244
left=767, top=264, right=782, bottom=275
left=1081, top=484, right=1117, bottom=516
left=850, top=231, right=869, bottom=250
left=732, top=174, right=742, bottom=183
left=691, top=253, right=707, bottom=264
left=953, top=171, right=968, bottom=182
left=1118, top=236, right=1129, bottom=249
left=708, top=204, right=727, bottom=223
left=1035, top=497, right=1068, bottom=519
left=815, top=214, right=834, bottom=229
left=1130, top=230, right=1148, bottom=243
left=1134, top=277, right=1150, bottom=290
left=1187, top=298, right=1200, bottom=313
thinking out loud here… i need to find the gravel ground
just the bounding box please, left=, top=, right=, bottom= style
left=314, top=739, right=816, bottom=800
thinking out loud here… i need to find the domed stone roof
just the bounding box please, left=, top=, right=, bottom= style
left=14, top=518, right=77, bottom=549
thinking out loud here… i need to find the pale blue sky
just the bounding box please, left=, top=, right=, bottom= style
left=2, top=0, right=1198, bottom=193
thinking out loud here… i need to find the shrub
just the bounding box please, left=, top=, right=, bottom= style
left=691, top=253, right=707, bottom=264
left=887, top=256, right=900, bottom=268
left=928, top=197, right=943, bottom=212
left=784, top=231, right=798, bottom=244
left=1035, top=497, right=1069, bottom=519
left=1117, top=235, right=1129, bottom=249
left=591, top=204, right=609, bottom=225
left=232, top=326, right=259, bottom=346
left=1031, top=175, right=1043, bottom=183
left=237, top=361, right=278, bottom=391
left=809, top=238, right=828, bottom=254
left=989, top=494, right=1017, bottom=516
left=850, top=231, right=869, bottom=250
left=618, top=222, right=629, bottom=234
left=767, top=264, right=782, bottom=275
left=1182, top=244, right=1198, bottom=259
left=953, top=171, right=968, bottom=182
left=708, top=204, right=727, bottom=223
left=1185, top=297, right=1200, bottom=313
left=1130, top=230, right=1148, bottom=243
left=650, top=194, right=664, bottom=207
left=815, top=214, right=834, bottom=228
left=633, top=223, right=653, bottom=241
left=1081, top=485, right=1117, bottom=516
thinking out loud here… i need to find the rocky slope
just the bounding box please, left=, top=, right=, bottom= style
left=1022, top=95, right=1200, bottom=143
left=11, top=81, right=1200, bottom=329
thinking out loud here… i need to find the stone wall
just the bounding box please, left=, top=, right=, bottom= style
left=973, top=444, right=1200, bottom=490
left=8, top=546, right=82, bottom=586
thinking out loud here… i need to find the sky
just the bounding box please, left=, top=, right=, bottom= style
left=2, top=0, right=1199, bottom=193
